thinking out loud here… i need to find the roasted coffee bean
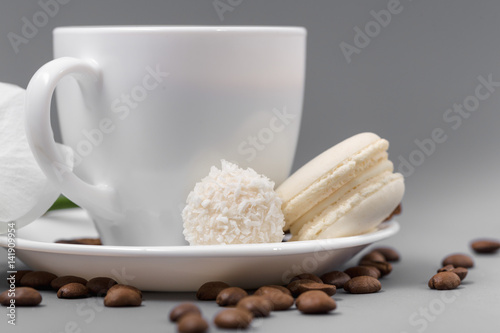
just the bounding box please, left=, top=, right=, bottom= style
left=290, top=273, right=323, bottom=283
left=471, top=239, right=500, bottom=254
left=253, top=286, right=294, bottom=311
left=55, top=238, right=102, bottom=245
left=104, top=285, right=142, bottom=307
left=428, top=272, right=461, bottom=290
left=108, top=284, right=142, bottom=298
left=437, top=264, right=454, bottom=272
left=254, top=285, right=292, bottom=297
left=373, top=247, right=400, bottom=262
left=359, top=260, right=393, bottom=277
left=0, top=287, right=42, bottom=306
left=214, top=308, right=253, bottom=329
left=320, top=271, right=351, bottom=289
left=450, top=267, right=468, bottom=281
left=14, top=270, right=32, bottom=286
left=57, top=283, right=89, bottom=299
left=437, top=265, right=468, bottom=281
left=286, top=279, right=313, bottom=293
left=442, top=254, right=474, bottom=268
left=295, top=290, right=337, bottom=314
left=170, top=303, right=201, bottom=322
left=51, top=276, right=88, bottom=290
left=177, top=313, right=208, bottom=333
left=86, top=277, right=117, bottom=296
left=20, top=271, right=57, bottom=290
left=237, top=295, right=273, bottom=317
left=287, top=279, right=336, bottom=297
left=344, top=276, right=382, bottom=294
left=344, top=266, right=381, bottom=279
left=196, top=281, right=230, bottom=300
left=359, top=251, right=386, bottom=263
left=216, top=287, right=248, bottom=307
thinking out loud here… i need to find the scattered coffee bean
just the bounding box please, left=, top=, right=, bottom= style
left=104, top=285, right=142, bottom=307
left=170, top=303, right=201, bottom=322
left=287, top=279, right=336, bottom=297
left=450, top=267, right=468, bottom=281
left=320, top=271, right=351, bottom=289
left=428, top=272, right=461, bottom=290
left=471, top=239, right=500, bottom=254
left=0, top=287, right=42, bottom=306
left=178, top=313, right=208, bottom=333
left=359, top=251, right=386, bottom=263
left=254, top=285, right=292, bottom=297
left=20, top=271, right=57, bottom=290
left=437, top=265, right=468, bottom=281
left=437, top=264, right=454, bottom=272
left=108, top=284, right=142, bottom=298
left=344, top=276, right=382, bottom=294
left=55, top=238, right=102, bottom=245
left=295, top=290, right=337, bottom=314
left=359, top=260, right=393, bottom=277
left=290, top=273, right=323, bottom=283
left=14, top=270, right=32, bottom=286
left=442, top=254, right=474, bottom=268
left=373, top=247, right=400, bottom=262
left=86, top=277, right=117, bottom=296
left=253, top=286, right=294, bottom=311
left=196, top=281, right=230, bottom=301
left=216, top=287, right=248, bottom=307
left=344, top=266, right=381, bottom=279
left=57, top=283, right=89, bottom=299
left=51, top=275, right=88, bottom=290
left=214, top=308, right=253, bottom=329
left=237, top=295, right=273, bottom=317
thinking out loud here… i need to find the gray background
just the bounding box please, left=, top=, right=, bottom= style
left=1, top=0, right=499, bottom=332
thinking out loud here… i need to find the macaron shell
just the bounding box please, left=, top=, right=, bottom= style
left=279, top=134, right=388, bottom=231
left=289, top=159, right=394, bottom=235
left=277, top=132, right=381, bottom=203
left=291, top=172, right=404, bottom=241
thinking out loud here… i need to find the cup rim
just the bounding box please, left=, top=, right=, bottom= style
left=54, top=25, right=307, bottom=35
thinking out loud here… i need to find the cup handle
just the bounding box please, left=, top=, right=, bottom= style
left=25, top=57, right=121, bottom=220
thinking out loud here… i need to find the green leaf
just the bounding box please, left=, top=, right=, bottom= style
left=48, top=195, right=79, bottom=211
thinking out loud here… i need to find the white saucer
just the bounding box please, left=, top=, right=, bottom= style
left=0, top=209, right=399, bottom=291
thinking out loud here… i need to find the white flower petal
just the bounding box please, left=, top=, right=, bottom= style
left=0, top=82, right=73, bottom=234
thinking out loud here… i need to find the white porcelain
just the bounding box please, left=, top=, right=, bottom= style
left=25, top=26, right=307, bottom=246
left=0, top=209, right=399, bottom=292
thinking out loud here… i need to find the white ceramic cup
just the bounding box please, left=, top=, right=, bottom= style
left=25, top=26, right=306, bottom=246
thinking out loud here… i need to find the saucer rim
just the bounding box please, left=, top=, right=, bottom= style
left=0, top=209, right=399, bottom=258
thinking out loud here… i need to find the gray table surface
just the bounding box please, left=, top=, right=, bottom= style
left=1, top=183, right=499, bottom=333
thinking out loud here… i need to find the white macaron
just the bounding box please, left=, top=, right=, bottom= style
left=276, top=132, right=404, bottom=241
